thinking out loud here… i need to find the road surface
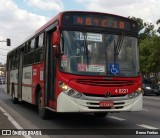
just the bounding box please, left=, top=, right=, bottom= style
left=0, top=86, right=159, bottom=138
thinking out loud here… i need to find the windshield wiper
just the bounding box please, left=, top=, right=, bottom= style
left=83, top=32, right=89, bottom=66
left=114, top=33, right=125, bottom=63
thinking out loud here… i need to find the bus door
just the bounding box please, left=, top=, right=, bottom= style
left=44, top=22, right=58, bottom=108
left=17, top=48, right=24, bottom=101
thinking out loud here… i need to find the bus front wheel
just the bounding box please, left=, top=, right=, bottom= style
left=38, top=92, right=48, bottom=119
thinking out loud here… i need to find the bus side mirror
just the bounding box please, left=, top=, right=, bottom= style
left=52, top=31, right=60, bottom=46
left=7, top=38, right=11, bottom=46
left=52, top=31, right=60, bottom=57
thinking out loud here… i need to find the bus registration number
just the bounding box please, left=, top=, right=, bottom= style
left=115, top=89, right=128, bottom=94
left=99, top=101, right=114, bottom=107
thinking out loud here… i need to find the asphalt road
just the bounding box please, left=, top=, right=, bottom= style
left=0, top=86, right=160, bottom=138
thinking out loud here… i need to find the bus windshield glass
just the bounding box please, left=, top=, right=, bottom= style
left=60, top=31, right=139, bottom=77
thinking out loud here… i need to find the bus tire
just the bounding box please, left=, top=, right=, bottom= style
left=12, top=85, right=18, bottom=104
left=38, top=91, right=48, bottom=119
left=94, top=112, right=108, bottom=118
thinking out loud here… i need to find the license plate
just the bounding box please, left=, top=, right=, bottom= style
left=99, top=101, right=114, bottom=107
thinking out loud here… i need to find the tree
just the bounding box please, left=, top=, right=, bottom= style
left=140, top=36, right=160, bottom=76
left=129, top=17, right=156, bottom=42
left=129, top=17, right=160, bottom=77
left=156, top=19, right=160, bottom=33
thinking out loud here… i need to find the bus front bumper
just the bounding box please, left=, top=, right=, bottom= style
left=57, top=92, right=142, bottom=112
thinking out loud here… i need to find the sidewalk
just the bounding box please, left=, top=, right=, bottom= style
left=0, top=85, right=14, bottom=129
left=0, top=85, right=24, bottom=138
left=0, top=106, right=16, bottom=129
left=0, top=85, right=50, bottom=138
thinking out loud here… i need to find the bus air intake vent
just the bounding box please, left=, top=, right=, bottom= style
left=76, top=79, right=135, bottom=87
left=84, top=93, right=126, bottom=97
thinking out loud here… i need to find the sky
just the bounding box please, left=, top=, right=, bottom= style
left=0, top=0, right=160, bottom=64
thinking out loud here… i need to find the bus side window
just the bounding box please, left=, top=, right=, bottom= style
left=14, top=50, right=19, bottom=69
left=10, top=55, right=14, bottom=70
left=24, top=44, right=27, bottom=66
left=13, top=52, right=16, bottom=69
left=30, top=39, right=35, bottom=52
left=27, top=42, right=31, bottom=52
left=35, top=33, right=44, bottom=63
left=24, top=39, right=35, bottom=66
left=24, top=43, right=27, bottom=54
left=38, top=33, right=44, bottom=48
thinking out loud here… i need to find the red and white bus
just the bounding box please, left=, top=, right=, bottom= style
left=6, top=11, right=142, bottom=119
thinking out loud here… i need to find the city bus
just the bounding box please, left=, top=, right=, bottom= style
left=6, top=11, right=142, bottom=119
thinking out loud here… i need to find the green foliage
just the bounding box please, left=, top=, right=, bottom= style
left=140, top=37, right=160, bottom=74
left=129, top=17, right=156, bottom=42
left=157, top=19, right=160, bottom=33
left=129, top=17, right=160, bottom=75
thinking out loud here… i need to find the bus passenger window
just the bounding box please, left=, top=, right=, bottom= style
left=30, top=39, right=35, bottom=51
left=27, top=42, right=31, bottom=53
left=34, top=33, right=44, bottom=63
left=38, top=33, right=44, bottom=48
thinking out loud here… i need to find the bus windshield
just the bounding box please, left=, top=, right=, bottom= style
left=60, top=30, right=140, bottom=77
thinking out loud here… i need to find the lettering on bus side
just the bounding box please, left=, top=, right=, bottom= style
left=40, top=70, right=44, bottom=81
left=33, top=69, right=37, bottom=76
left=24, top=72, right=31, bottom=79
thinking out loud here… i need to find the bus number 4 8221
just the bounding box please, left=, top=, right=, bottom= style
left=115, top=89, right=128, bottom=94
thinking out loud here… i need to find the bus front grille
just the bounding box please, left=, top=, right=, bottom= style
left=76, top=79, right=136, bottom=87
left=83, top=93, right=126, bottom=97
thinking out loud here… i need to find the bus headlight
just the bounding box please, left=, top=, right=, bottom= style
left=61, top=84, right=69, bottom=91
left=68, top=89, right=82, bottom=98
left=58, top=81, right=83, bottom=99
left=146, top=87, right=151, bottom=90
left=128, top=87, right=142, bottom=99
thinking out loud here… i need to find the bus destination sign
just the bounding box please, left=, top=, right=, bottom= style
left=74, top=16, right=127, bottom=29
left=62, top=13, right=138, bottom=31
